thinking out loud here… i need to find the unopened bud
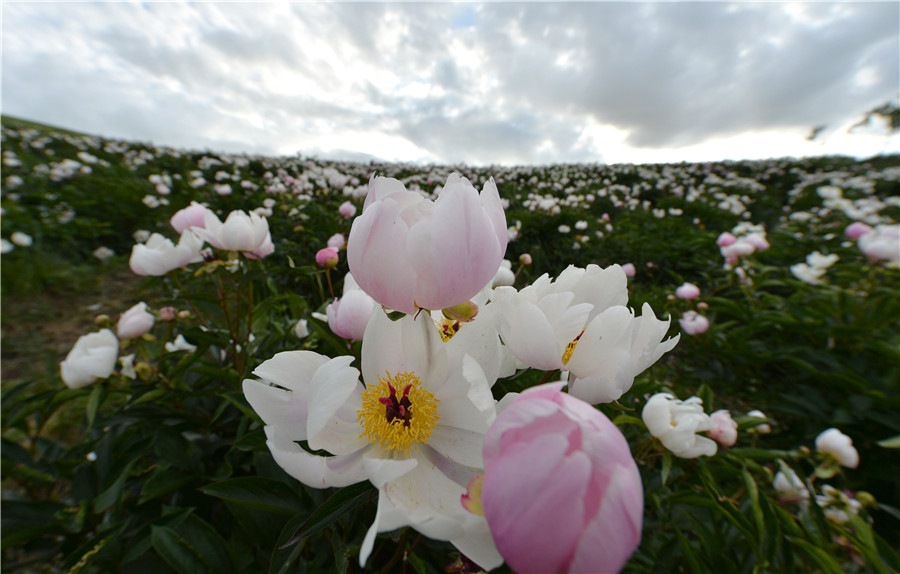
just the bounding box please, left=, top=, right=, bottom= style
left=442, top=301, right=479, bottom=323
left=159, top=306, right=177, bottom=321
left=315, top=247, right=339, bottom=269
left=94, top=314, right=112, bottom=326
left=519, top=253, right=533, bottom=266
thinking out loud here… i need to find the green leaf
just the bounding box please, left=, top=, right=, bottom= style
left=661, top=451, right=673, bottom=486
left=200, top=477, right=303, bottom=515
left=876, top=434, right=900, bottom=448
left=790, top=537, right=844, bottom=574
left=129, top=388, right=169, bottom=408
left=86, top=383, right=104, bottom=426
left=277, top=482, right=375, bottom=550
left=675, top=529, right=705, bottom=574
left=612, top=414, right=644, bottom=427
left=151, top=525, right=210, bottom=574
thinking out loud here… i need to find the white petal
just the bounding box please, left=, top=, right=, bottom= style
left=306, top=356, right=368, bottom=455
left=362, top=451, right=418, bottom=488
left=263, top=426, right=368, bottom=488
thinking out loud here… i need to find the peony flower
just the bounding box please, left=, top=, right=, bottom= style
left=806, top=251, right=839, bottom=269
left=773, top=468, right=809, bottom=502
left=1, top=239, right=14, bottom=254
left=347, top=173, right=507, bottom=315
left=564, top=303, right=679, bottom=404
left=716, top=232, right=736, bottom=247
left=642, top=393, right=717, bottom=458
left=294, top=319, right=309, bottom=339
left=621, top=262, right=636, bottom=277
left=479, top=383, right=643, bottom=574
left=191, top=209, right=272, bottom=254
left=746, top=409, right=771, bottom=434
left=338, top=200, right=357, bottom=219
left=117, top=302, right=155, bottom=339
left=93, top=246, right=115, bottom=261
left=242, top=310, right=502, bottom=570
left=129, top=231, right=203, bottom=276
left=679, top=310, right=710, bottom=335
left=815, top=428, right=859, bottom=468
left=790, top=263, right=826, bottom=285
left=707, top=410, right=738, bottom=447
left=858, top=224, right=900, bottom=267
left=326, top=273, right=376, bottom=341
left=492, top=260, right=515, bottom=288
left=170, top=201, right=209, bottom=234
left=315, top=247, right=339, bottom=269
left=165, top=334, right=197, bottom=354
left=844, top=222, right=872, bottom=240
left=10, top=231, right=33, bottom=247
left=816, top=485, right=861, bottom=524
left=327, top=233, right=346, bottom=250
left=60, top=329, right=119, bottom=389
left=675, top=282, right=701, bottom=300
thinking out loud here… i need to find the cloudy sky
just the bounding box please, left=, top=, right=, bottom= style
left=2, top=2, right=898, bottom=166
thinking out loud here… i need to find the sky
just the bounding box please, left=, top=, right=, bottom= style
left=2, top=1, right=898, bottom=166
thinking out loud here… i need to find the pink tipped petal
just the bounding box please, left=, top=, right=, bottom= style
left=348, top=199, right=418, bottom=315
left=482, top=434, right=590, bottom=574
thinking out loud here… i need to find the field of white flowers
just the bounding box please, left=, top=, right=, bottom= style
left=2, top=115, right=899, bottom=574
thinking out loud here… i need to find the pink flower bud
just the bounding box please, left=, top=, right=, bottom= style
left=707, top=410, right=738, bottom=447
left=697, top=301, right=709, bottom=310
left=675, top=282, right=701, bottom=300
left=338, top=200, right=357, bottom=219
left=315, top=247, right=340, bottom=269
left=621, top=262, right=636, bottom=277
left=159, top=306, right=177, bottom=322
left=679, top=310, right=710, bottom=335
left=480, top=383, right=643, bottom=574
left=716, top=232, right=736, bottom=247
left=519, top=253, right=533, bottom=266
left=844, top=221, right=873, bottom=239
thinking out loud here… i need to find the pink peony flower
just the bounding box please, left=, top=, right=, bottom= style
left=327, top=233, right=346, bottom=250
left=347, top=173, right=507, bottom=315
left=325, top=274, right=376, bottom=341
left=716, top=232, right=736, bottom=247
left=679, top=310, right=710, bottom=335
left=192, top=210, right=272, bottom=254
left=316, top=247, right=340, bottom=269
left=170, top=202, right=209, bottom=234
left=707, top=410, right=738, bottom=447
left=117, top=302, right=156, bottom=339
left=844, top=222, right=873, bottom=240
left=858, top=224, right=900, bottom=267
left=338, top=200, right=357, bottom=219
left=675, top=282, right=701, bottom=300
left=480, top=383, right=643, bottom=574
left=743, top=233, right=770, bottom=251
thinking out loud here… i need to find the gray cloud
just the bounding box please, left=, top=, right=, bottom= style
left=2, top=2, right=897, bottom=165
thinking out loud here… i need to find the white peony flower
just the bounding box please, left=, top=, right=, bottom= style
left=129, top=231, right=203, bottom=276
left=642, top=393, right=718, bottom=458
left=165, top=334, right=198, bottom=354
left=815, top=428, right=859, bottom=468
left=242, top=310, right=502, bottom=571
left=60, top=329, right=119, bottom=389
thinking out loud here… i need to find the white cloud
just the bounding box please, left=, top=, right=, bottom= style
left=2, top=2, right=897, bottom=165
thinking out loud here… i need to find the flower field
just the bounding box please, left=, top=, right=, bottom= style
left=2, top=114, right=899, bottom=573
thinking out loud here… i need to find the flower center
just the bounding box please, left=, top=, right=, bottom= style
left=437, top=317, right=461, bottom=342
left=561, top=329, right=586, bottom=365
left=357, top=371, right=439, bottom=456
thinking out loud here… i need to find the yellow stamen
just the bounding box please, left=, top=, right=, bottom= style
left=561, top=328, right=586, bottom=366
left=437, top=317, right=461, bottom=342
left=357, top=371, right=439, bottom=456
